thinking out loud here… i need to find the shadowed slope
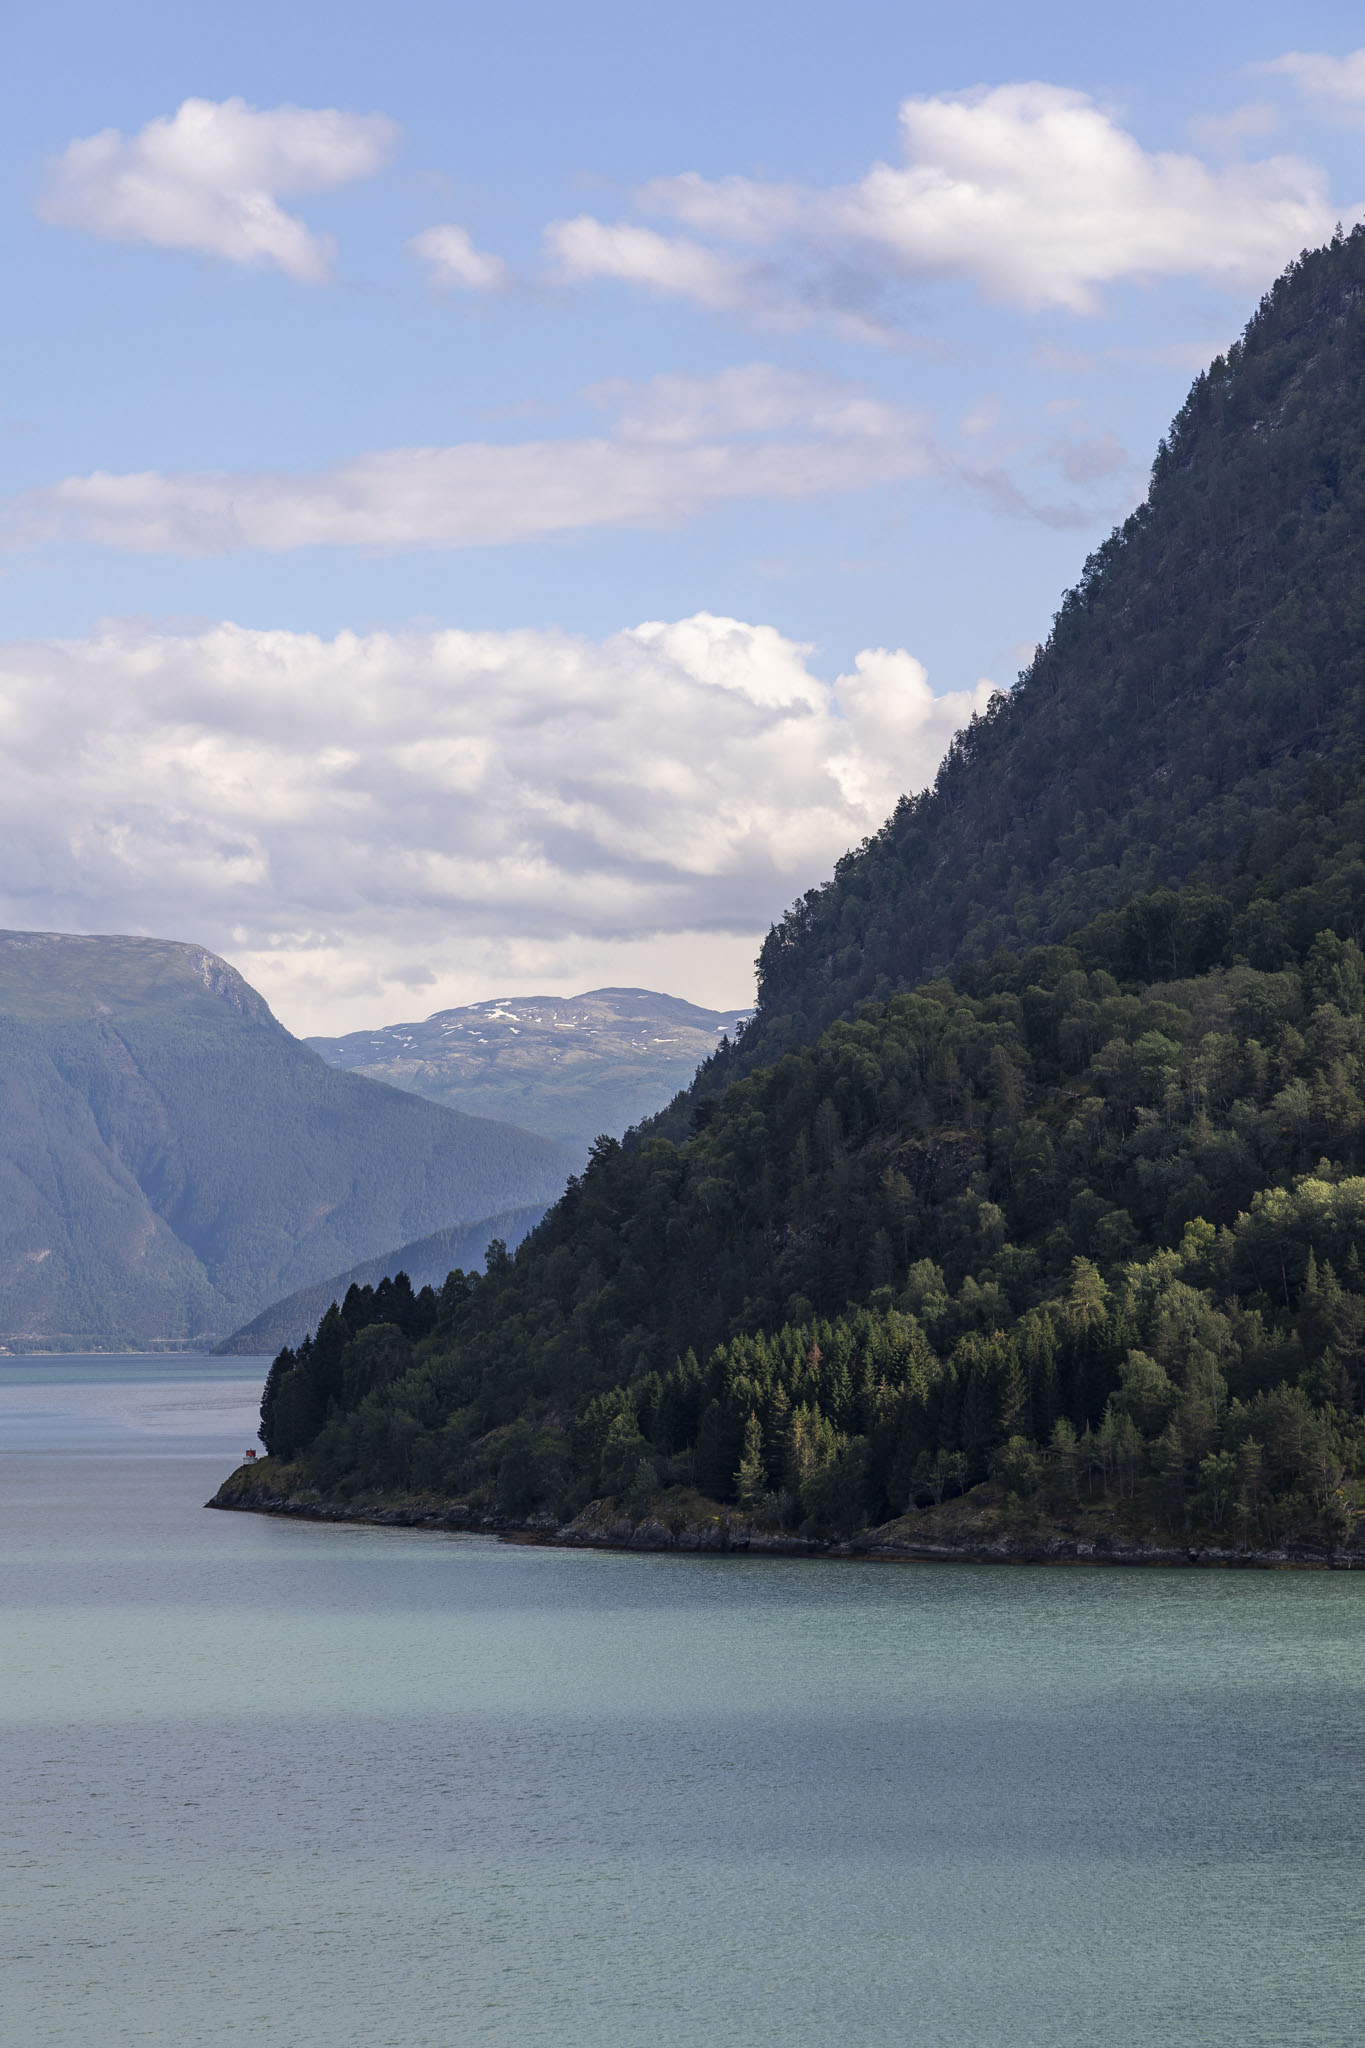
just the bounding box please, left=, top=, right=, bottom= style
left=0, top=932, right=573, bottom=1347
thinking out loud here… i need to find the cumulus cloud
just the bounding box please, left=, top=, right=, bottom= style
left=0, top=615, right=993, bottom=1031
left=36, top=97, right=397, bottom=280
left=558, top=83, right=1338, bottom=326
left=1264, top=49, right=1365, bottom=113
left=546, top=216, right=750, bottom=307
left=2, top=365, right=932, bottom=555
left=408, top=222, right=511, bottom=292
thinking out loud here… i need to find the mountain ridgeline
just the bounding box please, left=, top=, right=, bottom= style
left=0, top=933, right=573, bottom=1347
left=308, top=988, right=751, bottom=1159
left=212, top=1204, right=550, bottom=1358
left=686, top=226, right=1365, bottom=1101
left=243, top=234, right=1365, bottom=1554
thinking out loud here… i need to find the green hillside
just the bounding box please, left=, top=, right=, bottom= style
left=229, top=234, right=1365, bottom=1555
left=308, top=988, right=751, bottom=1157
left=680, top=225, right=1365, bottom=1106
left=0, top=932, right=573, bottom=1348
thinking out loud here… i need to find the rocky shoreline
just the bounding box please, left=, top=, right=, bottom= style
left=207, top=1463, right=1365, bottom=1570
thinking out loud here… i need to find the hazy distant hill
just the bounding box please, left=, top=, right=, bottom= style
left=213, top=1203, right=549, bottom=1356
left=0, top=932, right=573, bottom=1349
left=308, top=987, right=751, bottom=1155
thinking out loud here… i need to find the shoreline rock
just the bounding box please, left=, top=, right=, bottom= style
left=207, top=1465, right=1363, bottom=1570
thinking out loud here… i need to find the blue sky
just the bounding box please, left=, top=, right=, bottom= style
left=3, top=0, right=1365, bottom=1031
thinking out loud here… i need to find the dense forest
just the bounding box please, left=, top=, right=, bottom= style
left=244, top=232, right=1365, bottom=1553
left=675, top=226, right=1365, bottom=1106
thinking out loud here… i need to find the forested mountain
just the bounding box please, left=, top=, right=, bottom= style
left=682, top=225, right=1365, bottom=1102
left=308, top=988, right=751, bottom=1157
left=234, top=233, right=1365, bottom=1554
left=0, top=933, right=573, bottom=1347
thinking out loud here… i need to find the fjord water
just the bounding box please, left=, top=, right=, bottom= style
left=2, top=1364, right=1361, bottom=2048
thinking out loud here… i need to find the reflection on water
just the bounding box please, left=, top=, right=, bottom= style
left=2, top=1360, right=1362, bottom=2048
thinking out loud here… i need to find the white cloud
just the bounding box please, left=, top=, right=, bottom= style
left=0, top=615, right=992, bottom=1032
left=408, top=223, right=511, bottom=293
left=37, top=97, right=397, bottom=281
left=546, top=216, right=750, bottom=307
left=562, top=83, right=1338, bottom=325
left=2, top=365, right=932, bottom=555
left=585, top=362, right=909, bottom=443
left=1189, top=102, right=1281, bottom=153
left=1264, top=49, right=1365, bottom=113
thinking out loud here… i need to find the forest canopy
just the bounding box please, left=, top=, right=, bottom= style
left=249, top=232, right=1365, bottom=1555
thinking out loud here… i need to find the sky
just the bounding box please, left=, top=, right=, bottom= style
left=4, top=0, right=1365, bottom=1035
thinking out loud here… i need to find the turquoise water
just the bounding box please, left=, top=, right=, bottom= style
left=2, top=1360, right=1362, bottom=2047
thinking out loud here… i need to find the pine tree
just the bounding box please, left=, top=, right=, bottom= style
left=734, top=1412, right=767, bottom=1510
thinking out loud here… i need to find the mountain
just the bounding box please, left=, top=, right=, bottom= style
left=213, top=1204, right=549, bottom=1356
left=225, top=233, right=1365, bottom=1558
left=0, top=932, right=573, bottom=1349
left=675, top=228, right=1365, bottom=1106
left=308, top=988, right=752, bottom=1156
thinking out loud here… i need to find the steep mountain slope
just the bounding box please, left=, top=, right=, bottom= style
left=308, top=988, right=751, bottom=1156
left=228, top=235, right=1365, bottom=1553
left=0, top=933, right=573, bottom=1347
left=214, top=1203, right=549, bottom=1356
left=685, top=228, right=1365, bottom=1100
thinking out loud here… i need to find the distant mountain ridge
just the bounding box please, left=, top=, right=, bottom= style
left=308, top=986, right=751, bottom=1155
left=0, top=932, right=573, bottom=1348
left=213, top=1203, right=549, bottom=1356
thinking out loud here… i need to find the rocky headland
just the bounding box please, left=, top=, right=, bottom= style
left=209, top=1459, right=1365, bottom=1569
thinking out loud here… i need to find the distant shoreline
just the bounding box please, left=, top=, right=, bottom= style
left=0, top=1344, right=221, bottom=1358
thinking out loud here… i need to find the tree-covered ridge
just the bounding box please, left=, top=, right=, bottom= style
left=259, top=912, right=1365, bottom=1543
left=685, top=228, right=1365, bottom=1101
left=245, top=234, right=1365, bottom=1550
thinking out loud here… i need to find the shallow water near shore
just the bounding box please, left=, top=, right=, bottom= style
left=2, top=1358, right=1362, bottom=2047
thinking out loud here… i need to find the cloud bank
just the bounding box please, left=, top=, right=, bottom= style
left=3, top=366, right=931, bottom=555
left=0, top=615, right=993, bottom=1031
left=552, top=83, right=1337, bottom=326
left=37, top=97, right=397, bottom=280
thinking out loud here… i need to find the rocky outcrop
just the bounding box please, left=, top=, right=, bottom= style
left=207, top=1461, right=1365, bottom=1568
left=208, top=1465, right=830, bottom=1553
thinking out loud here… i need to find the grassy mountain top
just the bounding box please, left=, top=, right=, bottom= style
left=0, top=930, right=277, bottom=1026
left=309, top=986, right=751, bottom=1155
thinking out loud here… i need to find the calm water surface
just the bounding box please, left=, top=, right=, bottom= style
left=1, top=1357, right=1361, bottom=2047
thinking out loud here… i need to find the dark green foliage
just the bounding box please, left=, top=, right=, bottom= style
left=272, top=235, right=1365, bottom=1548
left=259, top=1271, right=446, bottom=1456
left=678, top=229, right=1365, bottom=1109
left=275, top=935, right=1365, bottom=1539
